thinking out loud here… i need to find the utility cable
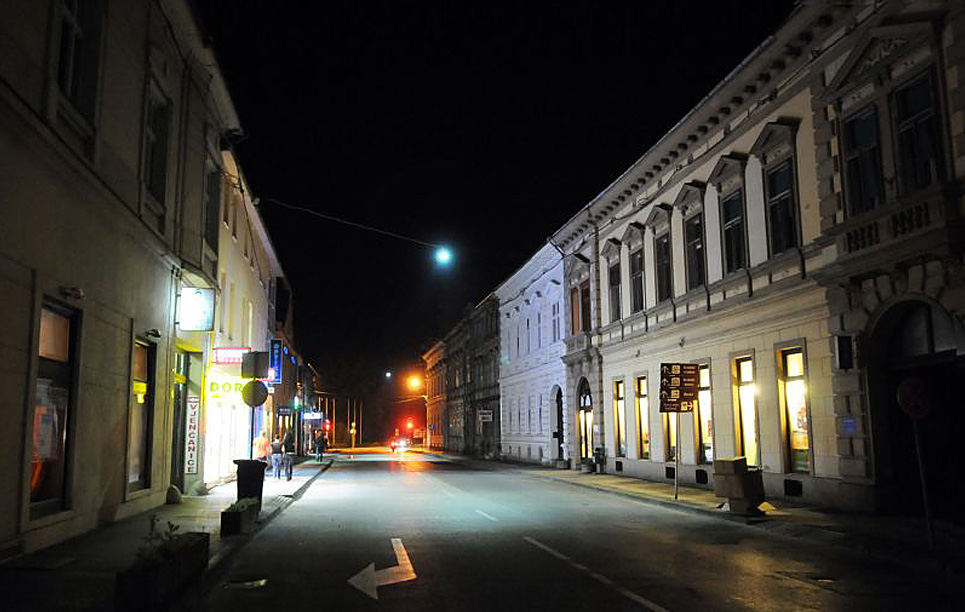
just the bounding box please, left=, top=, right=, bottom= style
left=259, top=197, right=441, bottom=248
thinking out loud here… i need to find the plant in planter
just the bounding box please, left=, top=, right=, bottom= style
left=115, top=514, right=210, bottom=612
left=220, top=496, right=261, bottom=536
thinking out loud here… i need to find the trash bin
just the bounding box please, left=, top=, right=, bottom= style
left=713, top=457, right=765, bottom=516
left=234, top=459, right=267, bottom=511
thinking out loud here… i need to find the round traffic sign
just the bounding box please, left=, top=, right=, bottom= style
left=241, top=380, right=269, bottom=407
left=896, top=376, right=929, bottom=420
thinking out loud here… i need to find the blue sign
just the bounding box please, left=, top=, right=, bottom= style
left=268, top=339, right=283, bottom=385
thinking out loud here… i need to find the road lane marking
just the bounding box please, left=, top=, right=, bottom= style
left=347, top=538, right=417, bottom=600
left=475, top=509, right=498, bottom=522
left=523, top=536, right=671, bottom=612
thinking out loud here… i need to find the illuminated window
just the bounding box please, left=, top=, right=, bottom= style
left=781, top=348, right=810, bottom=473
left=31, top=304, right=77, bottom=518
left=696, top=364, right=713, bottom=464
left=735, top=356, right=759, bottom=467
left=635, top=376, right=650, bottom=460
left=613, top=380, right=626, bottom=457
left=129, top=342, right=154, bottom=490
left=578, top=379, right=593, bottom=461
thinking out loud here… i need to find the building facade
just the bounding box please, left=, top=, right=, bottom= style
left=423, top=341, right=446, bottom=450
left=0, top=0, right=249, bottom=553
left=553, top=0, right=965, bottom=516
left=441, top=296, right=501, bottom=457
left=496, top=243, right=567, bottom=465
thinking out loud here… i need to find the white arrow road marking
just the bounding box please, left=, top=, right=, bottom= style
left=348, top=538, right=417, bottom=600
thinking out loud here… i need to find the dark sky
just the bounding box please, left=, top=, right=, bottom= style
left=197, top=1, right=796, bottom=397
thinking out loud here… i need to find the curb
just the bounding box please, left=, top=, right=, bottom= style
left=524, top=470, right=963, bottom=580
left=168, top=458, right=334, bottom=610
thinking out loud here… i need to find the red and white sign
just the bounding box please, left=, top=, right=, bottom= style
left=184, top=396, right=200, bottom=474
left=214, top=346, right=250, bottom=365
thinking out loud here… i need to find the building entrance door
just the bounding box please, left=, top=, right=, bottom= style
left=555, top=387, right=564, bottom=460
left=870, top=300, right=965, bottom=523
left=578, top=378, right=593, bottom=461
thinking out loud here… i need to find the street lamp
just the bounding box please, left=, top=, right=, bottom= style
left=385, top=371, right=392, bottom=379
left=434, top=246, right=453, bottom=266
left=408, top=376, right=422, bottom=390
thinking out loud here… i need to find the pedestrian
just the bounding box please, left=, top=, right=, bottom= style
left=270, top=435, right=284, bottom=480
left=313, top=429, right=323, bottom=462
left=281, top=429, right=294, bottom=481
left=252, top=430, right=270, bottom=463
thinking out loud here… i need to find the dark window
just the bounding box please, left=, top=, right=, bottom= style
left=629, top=249, right=644, bottom=313
left=766, top=161, right=798, bottom=256
left=204, top=167, right=221, bottom=250
left=579, top=280, right=591, bottom=332
left=721, top=191, right=746, bottom=274
left=685, top=214, right=705, bottom=289
left=57, top=0, right=101, bottom=121
left=32, top=304, right=78, bottom=518
left=843, top=106, right=884, bottom=215
left=570, top=287, right=580, bottom=334
left=144, top=89, right=171, bottom=204
left=129, top=342, right=155, bottom=490
left=895, top=71, right=942, bottom=193
left=608, top=262, right=621, bottom=322
left=656, top=234, right=672, bottom=302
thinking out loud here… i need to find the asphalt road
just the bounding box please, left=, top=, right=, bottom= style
left=196, top=449, right=955, bottom=612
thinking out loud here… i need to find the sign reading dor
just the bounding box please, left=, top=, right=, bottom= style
left=659, top=363, right=699, bottom=413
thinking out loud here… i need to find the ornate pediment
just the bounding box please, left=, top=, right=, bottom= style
left=643, top=203, right=673, bottom=228
left=601, top=238, right=622, bottom=261
left=620, top=221, right=645, bottom=246
left=750, top=120, right=799, bottom=166
left=823, top=21, right=934, bottom=101
left=708, top=154, right=747, bottom=193
left=672, top=181, right=706, bottom=213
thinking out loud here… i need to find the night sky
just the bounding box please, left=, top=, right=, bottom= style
left=196, top=1, right=796, bottom=405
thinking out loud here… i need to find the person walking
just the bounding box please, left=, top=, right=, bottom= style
left=313, top=429, right=323, bottom=462
left=252, top=430, right=270, bottom=463
left=270, top=435, right=284, bottom=480
left=281, top=429, right=295, bottom=481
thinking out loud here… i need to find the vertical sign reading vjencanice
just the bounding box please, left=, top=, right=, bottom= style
left=184, top=396, right=200, bottom=474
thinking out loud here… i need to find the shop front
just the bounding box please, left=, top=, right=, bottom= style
left=203, top=369, right=254, bottom=485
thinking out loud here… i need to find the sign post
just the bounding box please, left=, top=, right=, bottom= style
left=659, top=363, right=699, bottom=501
left=896, top=376, right=935, bottom=551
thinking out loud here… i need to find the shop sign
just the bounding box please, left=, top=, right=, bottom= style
left=478, top=409, right=493, bottom=422
left=179, top=287, right=215, bottom=331
left=214, top=346, right=250, bottom=365
left=268, top=339, right=283, bottom=385
left=277, top=406, right=293, bottom=416
left=185, top=396, right=200, bottom=474
left=303, top=411, right=323, bottom=420
left=207, top=374, right=249, bottom=399
left=659, top=363, right=698, bottom=412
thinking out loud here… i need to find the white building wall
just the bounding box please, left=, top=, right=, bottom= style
left=496, top=243, right=567, bottom=464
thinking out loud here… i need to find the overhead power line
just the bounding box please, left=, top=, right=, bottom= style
left=259, top=197, right=441, bottom=249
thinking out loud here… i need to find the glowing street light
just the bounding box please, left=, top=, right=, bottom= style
left=408, top=376, right=422, bottom=389
left=434, top=246, right=453, bottom=266
left=385, top=371, right=392, bottom=379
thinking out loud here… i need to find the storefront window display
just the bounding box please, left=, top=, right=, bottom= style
left=203, top=372, right=252, bottom=483
left=781, top=348, right=810, bottom=472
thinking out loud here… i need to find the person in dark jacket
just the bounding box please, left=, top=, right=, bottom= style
left=270, top=436, right=284, bottom=480
left=281, top=429, right=295, bottom=480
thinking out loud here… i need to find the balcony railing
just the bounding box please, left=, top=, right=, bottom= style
left=838, top=195, right=945, bottom=259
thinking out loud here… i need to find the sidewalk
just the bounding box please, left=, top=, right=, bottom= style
left=428, top=450, right=965, bottom=577
left=0, top=457, right=332, bottom=612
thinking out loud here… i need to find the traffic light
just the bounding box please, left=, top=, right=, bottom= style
left=406, top=419, right=414, bottom=430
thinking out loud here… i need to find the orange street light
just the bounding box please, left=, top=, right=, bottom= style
left=407, top=376, right=422, bottom=389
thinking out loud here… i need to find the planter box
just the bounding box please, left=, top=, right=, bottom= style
left=220, top=504, right=259, bottom=536
left=115, top=531, right=210, bottom=612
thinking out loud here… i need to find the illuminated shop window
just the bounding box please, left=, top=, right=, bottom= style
left=636, top=376, right=650, bottom=460
left=31, top=304, right=77, bottom=518
left=696, top=364, right=713, bottom=464
left=735, top=356, right=759, bottom=467
left=781, top=348, right=810, bottom=473
left=613, top=380, right=626, bottom=457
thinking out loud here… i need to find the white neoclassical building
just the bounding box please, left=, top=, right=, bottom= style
left=553, top=0, right=965, bottom=516
left=496, top=243, right=567, bottom=465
